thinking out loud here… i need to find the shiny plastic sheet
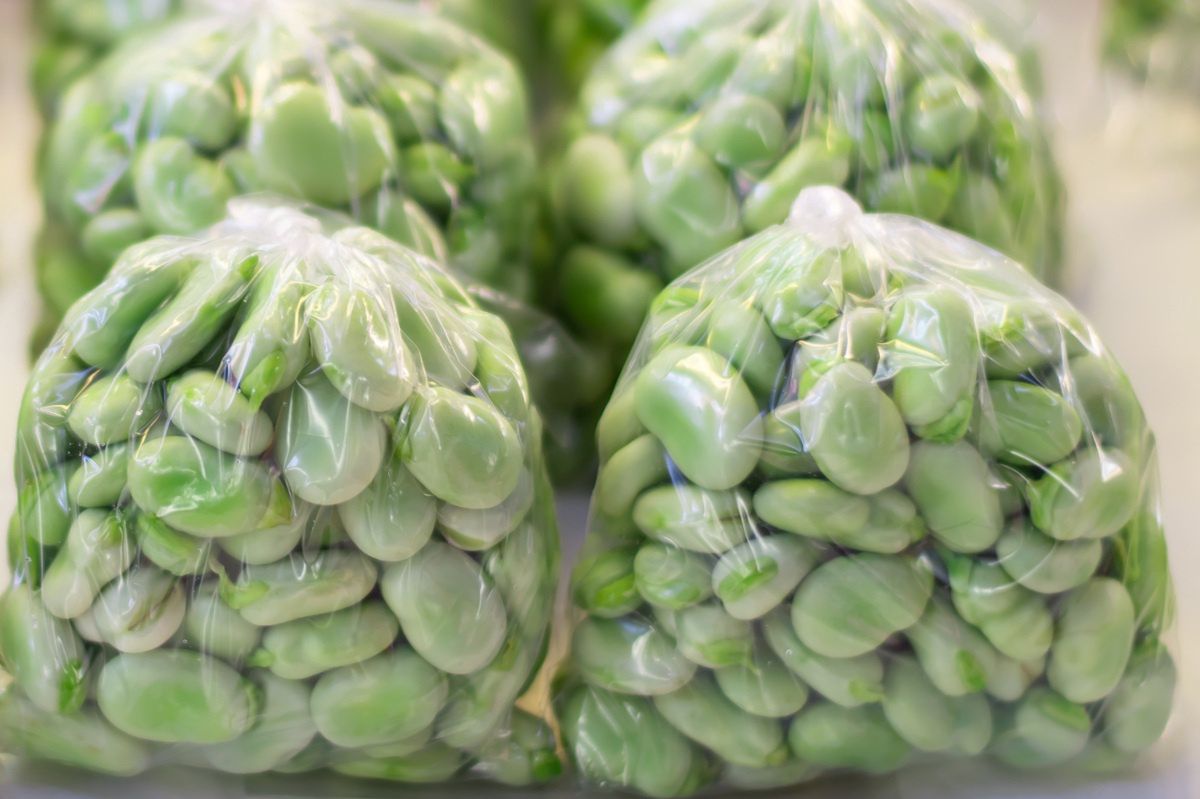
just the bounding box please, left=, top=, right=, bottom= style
left=37, top=0, right=539, bottom=328
left=552, top=0, right=1065, bottom=355
left=2, top=198, right=561, bottom=787
left=559, top=186, right=1176, bottom=797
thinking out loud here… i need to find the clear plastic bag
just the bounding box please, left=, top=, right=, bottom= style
left=552, top=0, right=1065, bottom=353
left=3, top=198, right=561, bottom=786
left=559, top=186, right=1176, bottom=797
left=536, top=0, right=651, bottom=101
left=30, top=0, right=182, bottom=118
left=37, top=0, right=539, bottom=328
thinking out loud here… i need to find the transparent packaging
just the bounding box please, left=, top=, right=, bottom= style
left=37, top=0, right=539, bottom=329
left=536, top=0, right=652, bottom=101
left=559, top=186, right=1176, bottom=797
left=30, top=0, right=182, bottom=118
left=2, top=198, right=561, bottom=787
left=552, top=0, right=1065, bottom=354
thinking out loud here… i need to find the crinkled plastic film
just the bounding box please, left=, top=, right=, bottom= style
left=37, top=0, right=539, bottom=333
left=552, top=0, right=1065, bottom=355
left=559, top=186, right=1176, bottom=797
left=2, top=198, right=561, bottom=787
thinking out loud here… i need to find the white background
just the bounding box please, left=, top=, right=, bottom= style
left=0, top=0, right=1196, bottom=796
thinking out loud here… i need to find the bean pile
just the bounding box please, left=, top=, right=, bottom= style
left=560, top=188, right=1174, bottom=797
left=553, top=0, right=1064, bottom=350
left=3, top=200, right=560, bottom=784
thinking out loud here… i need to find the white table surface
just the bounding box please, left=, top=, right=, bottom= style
left=0, top=0, right=1196, bottom=796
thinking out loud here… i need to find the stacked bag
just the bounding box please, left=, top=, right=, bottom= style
left=3, top=0, right=1180, bottom=793
left=32, top=0, right=605, bottom=477
left=5, top=199, right=561, bottom=782
left=550, top=0, right=1064, bottom=358
left=560, top=187, right=1175, bottom=795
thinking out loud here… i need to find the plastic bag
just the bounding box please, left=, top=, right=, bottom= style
left=37, top=0, right=538, bottom=329
left=3, top=198, right=561, bottom=786
left=559, top=186, right=1176, bottom=797
left=536, top=0, right=651, bottom=102
left=1104, top=0, right=1200, bottom=93
left=551, top=0, right=1065, bottom=353
left=30, top=0, right=182, bottom=118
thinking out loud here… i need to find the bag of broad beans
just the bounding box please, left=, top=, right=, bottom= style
left=34, top=0, right=612, bottom=480
left=551, top=0, right=1065, bottom=354
left=2, top=199, right=560, bottom=786
left=38, top=0, right=538, bottom=327
left=559, top=187, right=1176, bottom=797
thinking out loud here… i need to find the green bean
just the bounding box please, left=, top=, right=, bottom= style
left=41, top=508, right=134, bottom=619
left=0, top=584, right=87, bottom=713
left=398, top=385, right=522, bottom=509
left=674, top=602, right=755, bottom=668
left=380, top=541, right=507, bottom=674
left=995, top=518, right=1102, bottom=594
left=252, top=601, right=398, bottom=679
left=714, top=643, right=809, bottom=718
left=634, top=346, right=763, bottom=490
left=788, top=702, right=911, bottom=773
left=166, top=370, right=273, bottom=456
left=712, top=535, right=818, bottom=620
left=753, top=479, right=870, bottom=543
left=184, top=583, right=261, bottom=663
left=571, top=616, right=697, bottom=696
left=88, top=565, right=186, bottom=652
left=573, top=545, right=642, bottom=618
left=0, top=690, right=150, bottom=776
left=763, top=608, right=884, bottom=707
left=560, top=685, right=707, bottom=799
left=655, top=673, right=789, bottom=767
left=633, top=485, right=753, bottom=554
left=309, top=649, right=448, bottom=748
left=198, top=672, right=316, bottom=774
left=990, top=687, right=1091, bottom=768
left=1047, top=578, right=1136, bottom=703
left=223, top=544, right=374, bottom=622
left=129, top=435, right=282, bottom=537
left=97, top=650, right=258, bottom=743
left=1102, top=644, right=1176, bottom=754
left=905, top=441, right=1003, bottom=553
left=792, top=553, right=933, bottom=658
left=797, top=360, right=910, bottom=494
left=251, top=81, right=394, bottom=206
left=338, top=452, right=436, bottom=562
left=69, top=444, right=130, bottom=507
left=277, top=373, right=388, bottom=505
left=635, top=543, right=713, bottom=610
left=1027, top=448, right=1141, bottom=541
